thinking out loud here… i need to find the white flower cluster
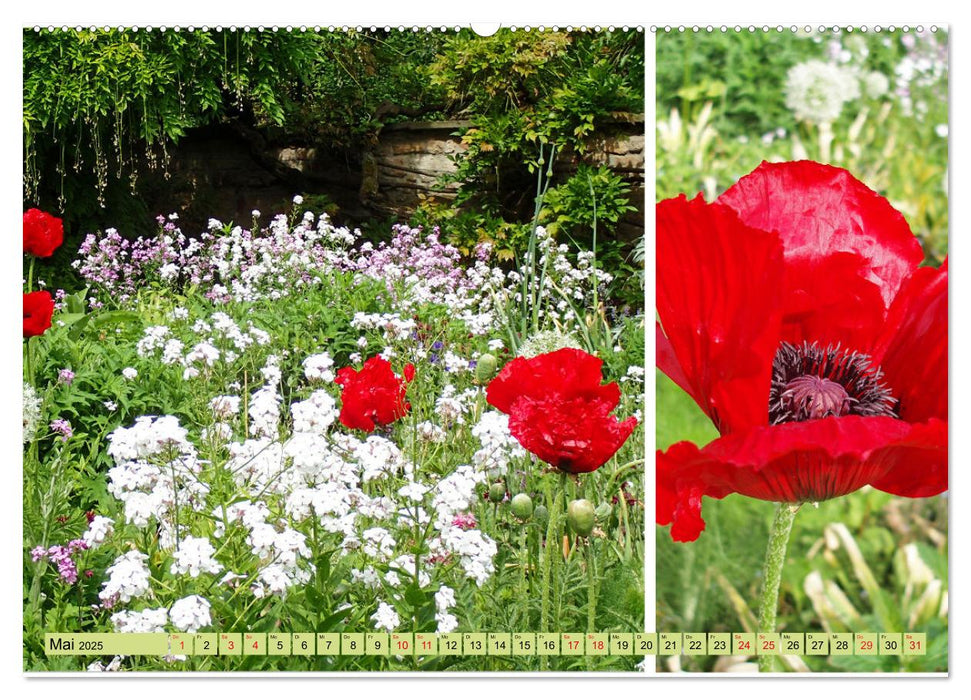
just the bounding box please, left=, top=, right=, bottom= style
left=106, top=415, right=207, bottom=529
left=83, top=516, right=114, bottom=548
left=23, top=382, right=42, bottom=444
left=111, top=607, right=168, bottom=633
left=134, top=312, right=272, bottom=380
left=303, top=352, right=335, bottom=382
left=100, top=551, right=152, bottom=605
left=471, top=411, right=527, bottom=477
left=434, top=585, right=459, bottom=633
left=785, top=59, right=861, bottom=124
left=371, top=601, right=400, bottom=633
left=170, top=536, right=223, bottom=578
left=169, top=595, right=212, bottom=633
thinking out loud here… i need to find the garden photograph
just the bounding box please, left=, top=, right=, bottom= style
left=22, top=26, right=646, bottom=672
left=655, top=27, right=948, bottom=673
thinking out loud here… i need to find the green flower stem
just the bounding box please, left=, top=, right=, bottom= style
left=584, top=537, right=598, bottom=671
left=757, top=503, right=798, bottom=673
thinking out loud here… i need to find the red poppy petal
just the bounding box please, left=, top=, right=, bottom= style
left=23, top=290, right=55, bottom=338
left=507, top=396, right=636, bottom=473
left=487, top=348, right=619, bottom=414
left=657, top=441, right=736, bottom=542
left=657, top=417, right=932, bottom=540
left=718, top=161, right=923, bottom=307
left=656, top=322, right=695, bottom=400
left=777, top=253, right=889, bottom=352
left=657, top=194, right=784, bottom=434
left=872, top=261, right=948, bottom=423
left=869, top=418, right=948, bottom=498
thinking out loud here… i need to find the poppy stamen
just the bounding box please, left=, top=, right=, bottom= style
left=769, top=341, right=898, bottom=424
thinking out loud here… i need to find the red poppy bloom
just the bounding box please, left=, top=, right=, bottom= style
left=23, top=208, right=64, bottom=258
left=335, top=356, right=415, bottom=432
left=23, top=290, right=55, bottom=338
left=487, top=347, right=638, bottom=473
left=657, top=161, right=947, bottom=542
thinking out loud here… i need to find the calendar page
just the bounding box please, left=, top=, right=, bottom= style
left=16, top=15, right=949, bottom=681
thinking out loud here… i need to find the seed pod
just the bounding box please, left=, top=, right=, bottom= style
left=510, top=493, right=533, bottom=520
left=475, top=353, right=499, bottom=382
left=489, top=482, right=506, bottom=503
left=567, top=499, right=596, bottom=537
left=533, top=504, right=549, bottom=527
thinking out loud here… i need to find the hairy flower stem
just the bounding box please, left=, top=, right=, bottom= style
left=584, top=539, right=598, bottom=671
left=539, top=472, right=567, bottom=671
left=757, top=503, right=799, bottom=673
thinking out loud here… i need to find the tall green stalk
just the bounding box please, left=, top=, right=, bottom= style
left=757, top=503, right=799, bottom=672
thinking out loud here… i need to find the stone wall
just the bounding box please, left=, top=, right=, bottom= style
left=146, top=117, right=644, bottom=238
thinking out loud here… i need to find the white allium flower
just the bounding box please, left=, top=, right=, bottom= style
left=518, top=329, right=582, bottom=358
left=169, top=595, right=212, bottom=633
left=862, top=70, right=890, bottom=98
left=100, top=551, right=152, bottom=604
left=83, top=516, right=114, bottom=548
left=785, top=60, right=861, bottom=124
left=371, top=601, right=400, bottom=632
left=170, top=535, right=223, bottom=578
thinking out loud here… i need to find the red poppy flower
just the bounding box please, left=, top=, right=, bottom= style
left=23, top=208, right=64, bottom=258
left=23, top=290, right=55, bottom=338
left=487, top=348, right=638, bottom=473
left=335, top=356, right=415, bottom=432
left=656, top=161, right=947, bottom=542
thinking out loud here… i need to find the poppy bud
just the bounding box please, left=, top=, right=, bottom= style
left=595, top=502, right=612, bottom=520
left=489, top=482, right=506, bottom=502
left=533, top=504, right=549, bottom=527
left=510, top=493, right=533, bottom=519
left=567, top=499, right=596, bottom=537
left=475, top=353, right=498, bottom=382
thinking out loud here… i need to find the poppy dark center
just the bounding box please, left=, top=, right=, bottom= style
left=769, top=341, right=898, bottom=425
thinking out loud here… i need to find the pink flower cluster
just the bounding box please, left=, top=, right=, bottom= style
left=31, top=539, right=89, bottom=584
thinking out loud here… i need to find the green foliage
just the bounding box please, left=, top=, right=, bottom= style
left=540, top=164, right=636, bottom=239
left=24, top=28, right=318, bottom=214
left=416, top=30, right=644, bottom=292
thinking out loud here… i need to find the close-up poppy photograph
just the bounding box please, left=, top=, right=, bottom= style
left=655, top=25, right=948, bottom=673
